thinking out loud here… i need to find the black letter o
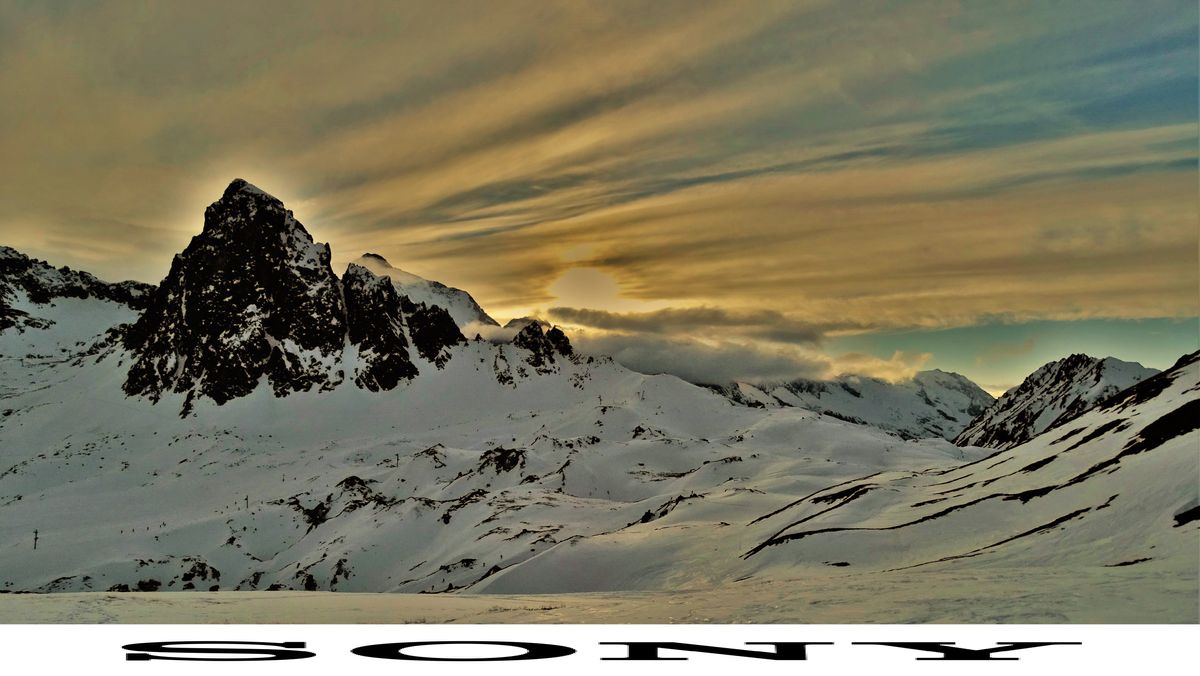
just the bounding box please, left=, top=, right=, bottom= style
left=352, top=641, right=575, bottom=661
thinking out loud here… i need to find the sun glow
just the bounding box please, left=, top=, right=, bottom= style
left=546, top=267, right=670, bottom=315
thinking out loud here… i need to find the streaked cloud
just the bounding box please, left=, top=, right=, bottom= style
left=569, top=330, right=933, bottom=385
left=547, top=305, right=867, bottom=345
left=0, top=0, right=1195, bottom=384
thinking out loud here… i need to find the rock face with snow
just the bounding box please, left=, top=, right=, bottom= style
left=954, top=354, right=1159, bottom=449
left=123, top=179, right=350, bottom=409
left=399, top=294, right=466, bottom=367
left=342, top=263, right=420, bottom=391
left=0, top=246, right=153, bottom=332
left=353, top=253, right=498, bottom=329
left=738, top=351, right=1199, bottom=580
left=712, top=370, right=995, bottom=440
left=511, top=321, right=572, bottom=372
left=120, top=181, right=475, bottom=413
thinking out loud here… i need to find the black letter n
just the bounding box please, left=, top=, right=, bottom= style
left=602, top=642, right=829, bottom=661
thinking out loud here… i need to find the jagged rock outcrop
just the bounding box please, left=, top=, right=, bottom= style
left=954, top=353, right=1159, bottom=449
left=512, top=321, right=572, bottom=372
left=342, top=263, right=418, bottom=391
left=546, top=326, right=572, bottom=357
left=504, top=317, right=551, bottom=331
left=119, top=180, right=477, bottom=413
left=0, top=246, right=153, bottom=331
left=400, top=295, right=466, bottom=367
left=353, top=253, right=498, bottom=328
left=123, top=179, right=350, bottom=409
left=342, top=262, right=465, bottom=388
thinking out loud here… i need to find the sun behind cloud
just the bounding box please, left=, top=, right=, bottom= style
left=546, top=266, right=669, bottom=315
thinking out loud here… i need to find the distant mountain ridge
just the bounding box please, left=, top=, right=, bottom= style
left=0, top=245, right=153, bottom=332
left=710, top=369, right=995, bottom=440
left=954, top=353, right=1160, bottom=449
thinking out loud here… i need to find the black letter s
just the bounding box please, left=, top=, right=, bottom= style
left=123, top=641, right=315, bottom=661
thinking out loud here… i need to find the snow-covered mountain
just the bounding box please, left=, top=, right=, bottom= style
left=352, top=253, right=498, bottom=329
left=0, top=219, right=979, bottom=593
left=0, top=180, right=977, bottom=595
left=733, top=351, right=1199, bottom=581
left=1, top=245, right=152, bottom=333
left=954, top=354, right=1159, bottom=449
left=120, top=179, right=485, bottom=414
left=0, top=179, right=1194, bottom=619
left=709, top=370, right=994, bottom=440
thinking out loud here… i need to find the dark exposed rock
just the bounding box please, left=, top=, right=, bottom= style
left=546, top=327, right=572, bottom=356
left=123, top=179, right=348, bottom=410
left=0, top=245, right=154, bottom=309
left=503, top=317, right=550, bottom=330
left=118, top=180, right=482, bottom=410
left=512, top=321, right=572, bottom=371
left=478, top=446, right=526, bottom=474
left=700, top=383, right=767, bottom=408
left=1, top=245, right=153, bottom=331
left=298, top=573, right=318, bottom=591
left=1100, top=351, right=1198, bottom=414
left=1174, top=505, right=1200, bottom=527
left=343, top=262, right=465, bottom=387
left=955, top=354, right=1158, bottom=449
left=180, top=559, right=220, bottom=583
left=400, top=295, right=465, bottom=367
left=343, top=263, right=418, bottom=391
left=354, top=252, right=498, bottom=328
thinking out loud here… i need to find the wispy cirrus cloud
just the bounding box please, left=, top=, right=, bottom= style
left=545, top=306, right=866, bottom=345
left=0, top=1, right=1195, bottom=383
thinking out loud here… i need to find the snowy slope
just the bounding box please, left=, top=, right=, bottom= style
left=0, top=179, right=1193, bottom=620
left=742, top=352, right=1199, bottom=574
left=353, top=253, right=498, bottom=329
left=1, top=330, right=1192, bottom=598
left=488, top=353, right=1198, bottom=594
left=954, top=354, right=1159, bottom=449
left=0, top=179, right=987, bottom=595
left=0, top=325, right=980, bottom=594
left=1, top=246, right=151, bottom=333
left=710, top=370, right=994, bottom=440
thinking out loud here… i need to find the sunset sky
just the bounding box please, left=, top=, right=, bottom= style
left=1, top=1, right=1196, bottom=391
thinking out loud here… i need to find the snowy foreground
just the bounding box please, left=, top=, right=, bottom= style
left=3, top=563, right=1194, bottom=623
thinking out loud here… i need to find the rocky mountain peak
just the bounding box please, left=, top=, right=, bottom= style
left=123, top=180, right=349, bottom=411
left=0, top=245, right=155, bottom=331
left=343, top=261, right=467, bottom=368
left=115, top=181, right=486, bottom=414
left=714, top=369, right=995, bottom=440
left=954, top=353, right=1159, bottom=449
left=342, top=263, right=418, bottom=391
left=351, top=253, right=498, bottom=329
left=511, top=321, right=572, bottom=371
